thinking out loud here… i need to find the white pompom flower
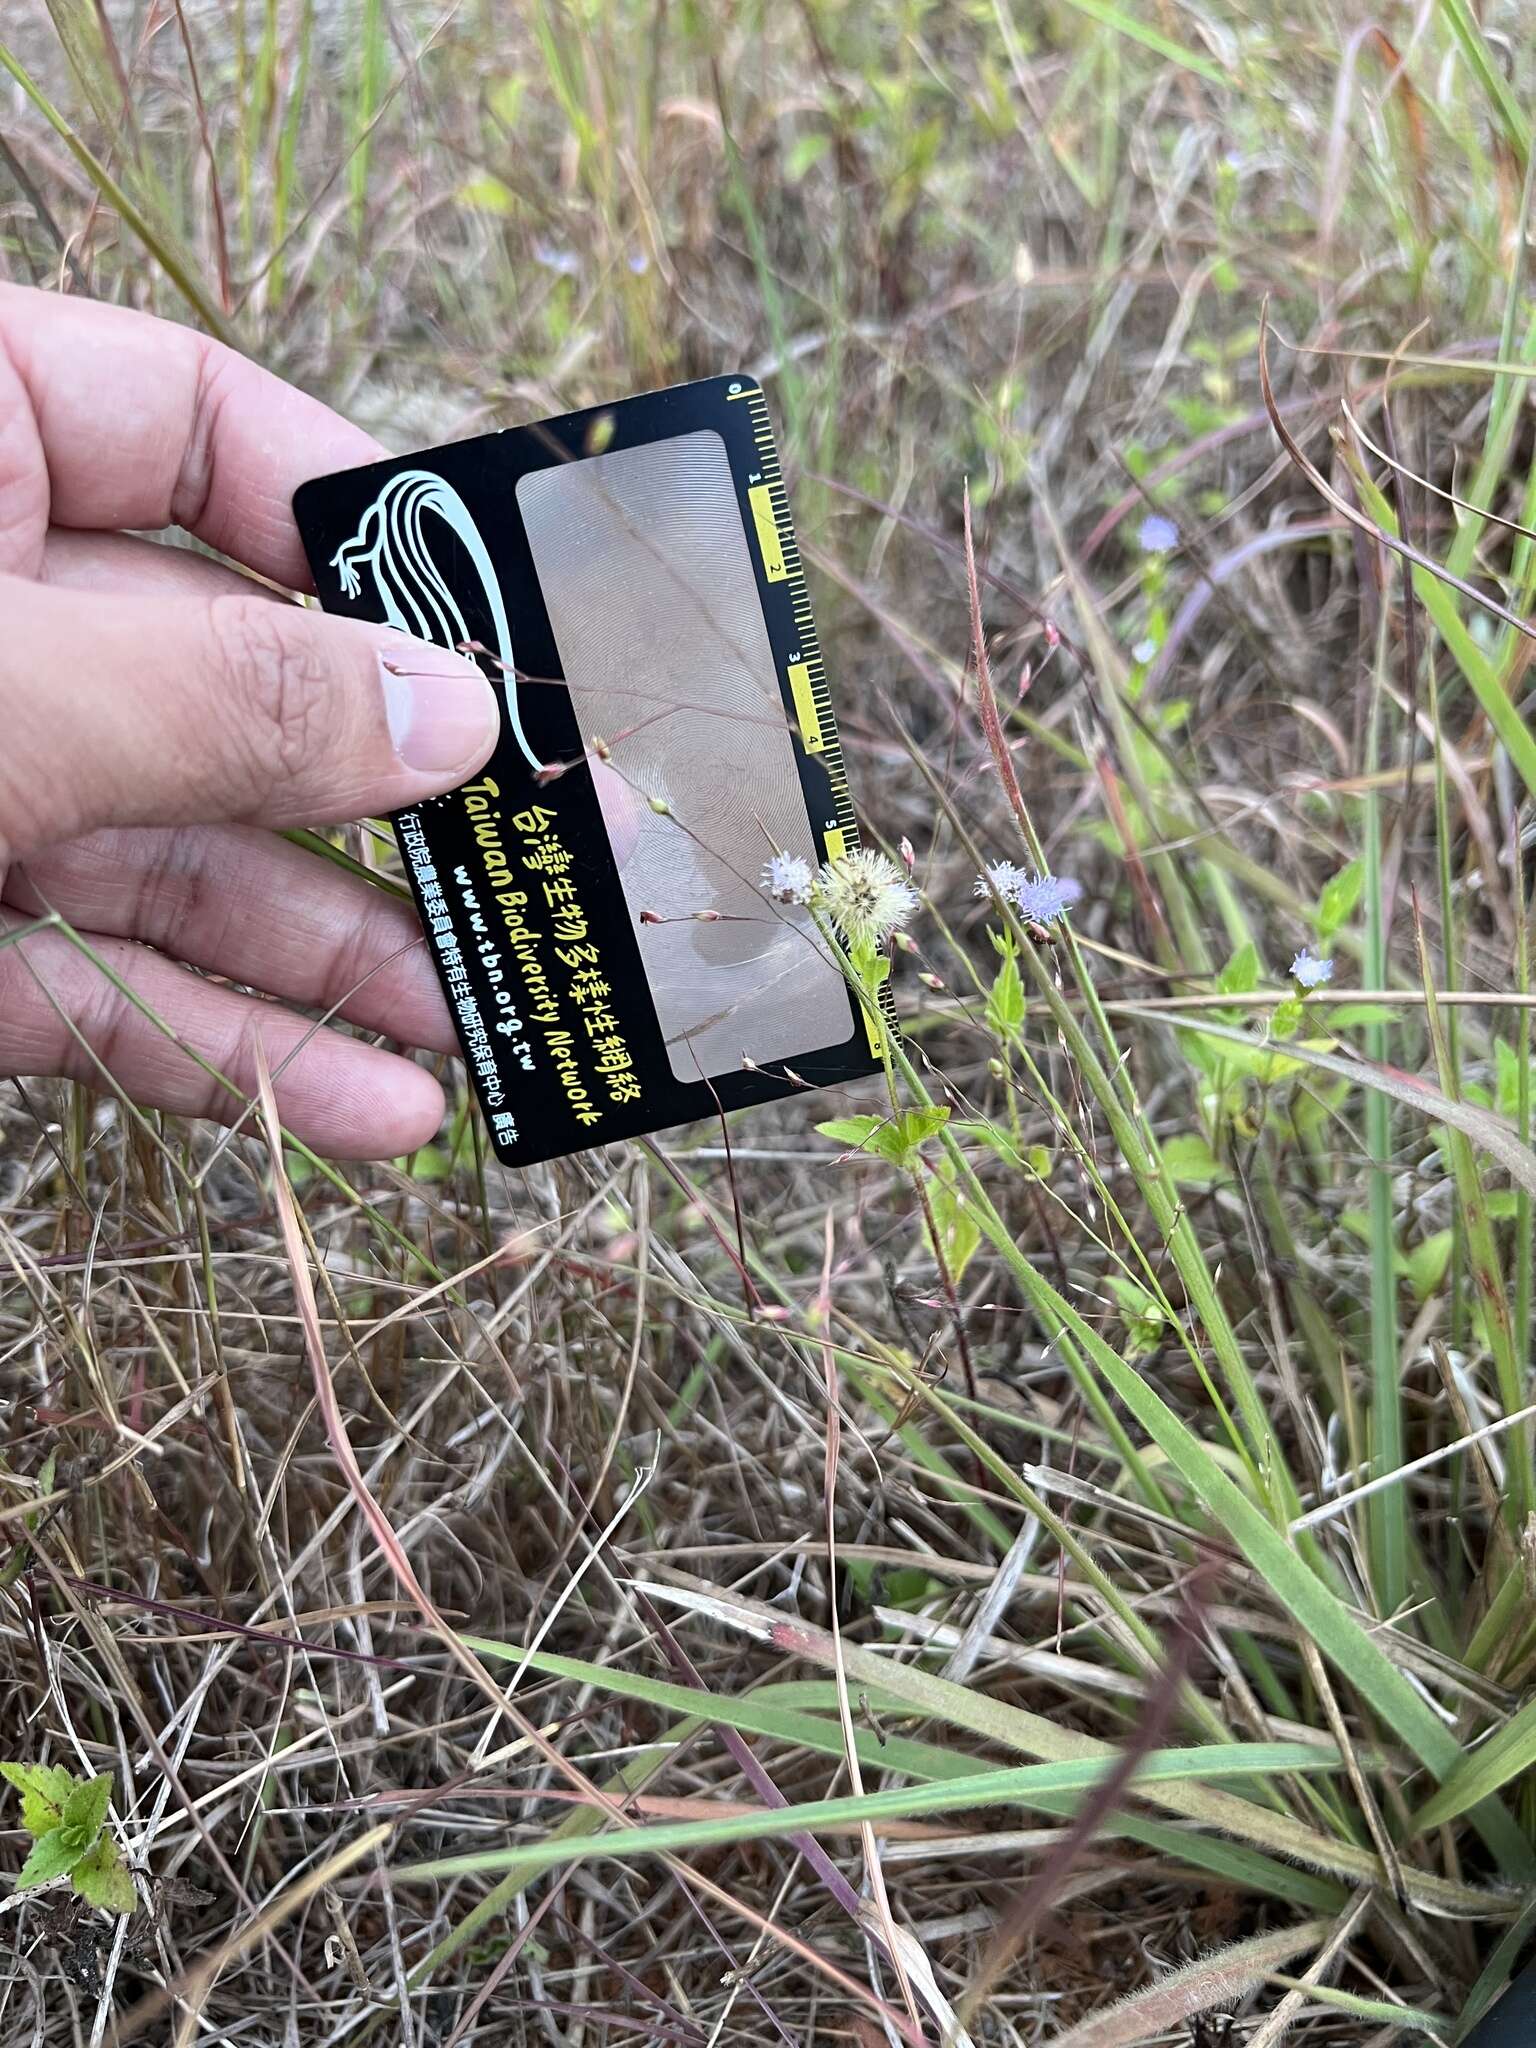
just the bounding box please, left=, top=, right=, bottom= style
left=975, top=861, right=1032, bottom=902
left=761, top=851, right=814, bottom=905
left=817, top=848, right=918, bottom=945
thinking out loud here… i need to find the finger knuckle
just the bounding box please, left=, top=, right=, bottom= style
left=207, top=594, right=333, bottom=803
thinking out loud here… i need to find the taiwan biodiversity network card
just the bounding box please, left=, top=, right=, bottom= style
left=294, top=376, right=884, bottom=1168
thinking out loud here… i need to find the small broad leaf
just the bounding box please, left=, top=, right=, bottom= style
left=62, top=1773, right=112, bottom=1850
left=1105, top=1274, right=1168, bottom=1356
left=954, top=1121, right=1022, bottom=1168
left=1495, top=1037, right=1531, bottom=1120
left=888, top=1107, right=950, bottom=1161
left=952, top=1123, right=1054, bottom=1179
left=930, top=1177, right=981, bottom=1284
left=1316, top=858, right=1364, bottom=943
left=1216, top=941, right=1260, bottom=997
left=70, top=1831, right=136, bottom=1915
left=985, top=947, right=1024, bottom=1038
left=818, top=1115, right=884, bottom=1152
left=785, top=131, right=830, bottom=181
left=1405, top=1230, right=1454, bottom=1302
left=17, top=1828, right=85, bottom=1889
left=457, top=173, right=516, bottom=215
left=488, top=75, right=527, bottom=127
left=1159, top=1135, right=1228, bottom=1188
left=0, top=1763, right=77, bottom=1839
left=1182, top=1023, right=1319, bottom=1083
left=818, top=1108, right=948, bottom=1168
left=877, top=1567, right=945, bottom=1611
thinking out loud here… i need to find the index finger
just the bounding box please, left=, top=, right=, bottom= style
left=0, top=283, right=384, bottom=587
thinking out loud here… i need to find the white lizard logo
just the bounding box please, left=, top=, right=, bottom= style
left=330, top=468, right=543, bottom=774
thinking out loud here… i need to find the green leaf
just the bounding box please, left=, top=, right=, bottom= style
left=954, top=1121, right=1021, bottom=1169
left=1160, top=1134, right=1228, bottom=1188
left=784, top=131, right=830, bottom=181
left=488, top=74, right=527, bottom=126
left=408, top=1144, right=454, bottom=1183
left=1316, top=858, right=1364, bottom=942
left=1105, top=1274, right=1167, bottom=1354
left=70, top=1831, right=136, bottom=1914
left=0, top=1763, right=76, bottom=1839
left=986, top=945, right=1025, bottom=1038
left=817, top=1114, right=883, bottom=1150
left=62, top=1773, right=112, bottom=1850
left=1153, top=1014, right=1536, bottom=1199
left=1495, top=1037, right=1527, bottom=1120
left=1323, top=1003, right=1392, bottom=1028
left=457, top=173, right=516, bottom=215
left=17, top=1828, right=86, bottom=1889
left=931, top=1177, right=982, bottom=1283
left=1405, top=1230, right=1454, bottom=1302
left=1182, top=1023, right=1313, bottom=1083
left=888, top=1107, right=949, bottom=1161
left=1438, top=0, right=1531, bottom=161
left=1027, top=1286, right=1531, bottom=1868
left=1265, top=1977, right=1451, bottom=2034
left=817, top=1107, right=948, bottom=1167
left=1217, top=941, right=1260, bottom=997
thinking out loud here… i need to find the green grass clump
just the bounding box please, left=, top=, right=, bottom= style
left=2, top=1, right=1536, bottom=2040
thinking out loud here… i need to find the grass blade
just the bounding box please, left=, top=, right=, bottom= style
left=406, top=1749, right=1351, bottom=1881
left=1045, top=1921, right=1330, bottom=2048
left=1056, top=0, right=1228, bottom=85
left=0, top=44, right=231, bottom=341
left=1411, top=1693, right=1536, bottom=1834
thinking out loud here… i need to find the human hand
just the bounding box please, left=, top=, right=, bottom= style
left=0, top=286, right=501, bottom=1159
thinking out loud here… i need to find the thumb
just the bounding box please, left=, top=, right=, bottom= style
left=0, top=576, right=501, bottom=859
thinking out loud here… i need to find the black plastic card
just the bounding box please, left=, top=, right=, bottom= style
left=293, top=376, right=881, bottom=1166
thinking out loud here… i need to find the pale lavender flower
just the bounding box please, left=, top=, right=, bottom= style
left=762, top=851, right=814, bottom=905
left=976, top=862, right=1082, bottom=925
left=533, top=240, right=581, bottom=276
left=1016, top=873, right=1083, bottom=924
left=1290, top=948, right=1334, bottom=988
left=1138, top=513, right=1179, bottom=554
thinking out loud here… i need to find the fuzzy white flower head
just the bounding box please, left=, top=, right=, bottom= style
left=976, top=861, right=1031, bottom=901
left=762, top=851, right=814, bottom=905
left=817, top=847, right=918, bottom=945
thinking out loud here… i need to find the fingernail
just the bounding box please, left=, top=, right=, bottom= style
left=379, top=640, right=500, bottom=775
